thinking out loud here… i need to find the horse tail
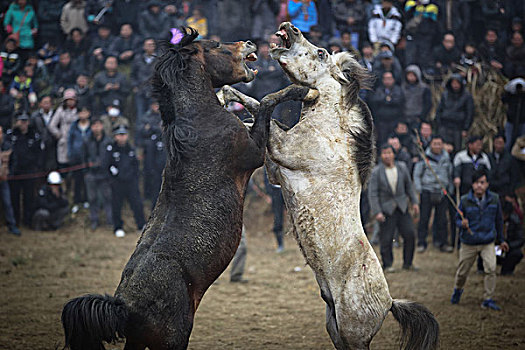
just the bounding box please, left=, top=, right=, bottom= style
left=390, top=299, right=440, bottom=350
left=62, top=294, right=128, bottom=350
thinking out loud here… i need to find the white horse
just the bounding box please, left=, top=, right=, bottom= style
left=221, top=22, right=439, bottom=350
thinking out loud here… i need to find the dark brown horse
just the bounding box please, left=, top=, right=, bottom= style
left=61, top=29, right=293, bottom=350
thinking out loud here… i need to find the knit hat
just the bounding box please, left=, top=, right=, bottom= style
left=63, top=88, right=77, bottom=100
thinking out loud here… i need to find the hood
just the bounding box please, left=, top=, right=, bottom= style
left=405, top=64, right=422, bottom=84
left=147, top=0, right=162, bottom=9
left=425, top=147, right=449, bottom=161
left=446, top=73, right=465, bottom=93
left=372, top=4, right=402, bottom=20
left=504, top=77, right=525, bottom=94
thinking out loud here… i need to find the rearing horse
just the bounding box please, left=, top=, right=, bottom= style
left=61, top=29, right=296, bottom=350
left=223, top=22, right=440, bottom=350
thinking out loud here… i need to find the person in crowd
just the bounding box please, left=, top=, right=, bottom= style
left=264, top=170, right=285, bottom=253
left=387, top=134, right=413, bottom=172
left=488, top=133, right=518, bottom=197
left=334, top=0, right=366, bottom=40
left=0, top=80, right=15, bottom=131
left=372, top=50, right=402, bottom=87
left=505, top=31, right=525, bottom=78
left=73, top=72, right=91, bottom=108
left=431, top=32, right=461, bottom=74
left=368, top=144, right=419, bottom=273
left=247, top=40, right=287, bottom=108
left=102, top=124, right=146, bottom=238
left=288, top=0, right=318, bottom=35
left=60, top=0, right=88, bottom=37
left=137, top=100, right=165, bottom=206
left=101, top=99, right=129, bottom=137
left=368, top=71, right=404, bottom=146
left=88, top=23, right=114, bottom=74
left=0, top=125, right=20, bottom=235
left=413, top=135, right=454, bottom=253
left=229, top=226, right=249, bottom=283
left=109, top=23, right=142, bottom=73
left=186, top=7, right=208, bottom=39
left=83, top=116, right=112, bottom=230
left=51, top=51, right=77, bottom=98
left=502, top=77, right=525, bottom=149
left=67, top=102, right=91, bottom=213
left=368, top=0, right=402, bottom=50
left=3, top=0, right=38, bottom=55
left=250, top=0, right=280, bottom=42
left=327, top=38, right=343, bottom=54
left=112, top=0, right=142, bottom=31
left=25, top=52, right=50, bottom=95
left=36, top=0, right=65, bottom=47
left=358, top=41, right=374, bottom=73
left=392, top=121, right=417, bottom=160
left=30, top=95, right=56, bottom=171
left=498, top=194, right=523, bottom=276
left=131, top=38, right=156, bottom=120
left=37, top=40, right=60, bottom=75
left=458, top=42, right=481, bottom=70
left=7, top=112, right=42, bottom=226
left=9, top=67, right=36, bottom=112
left=1, top=37, right=22, bottom=85
left=164, top=4, right=185, bottom=30
left=418, top=121, right=433, bottom=152
left=340, top=31, right=360, bottom=57
left=453, top=135, right=492, bottom=196
left=63, top=27, right=90, bottom=71
left=93, top=55, right=129, bottom=111
left=434, top=0, right=469, bottom=48
left=404, top=0, right=439, bottom=67
left=435, top=74, right=474, bottom=153
left=139, top=1, right=168, bottom=41
left=450, top=169, right=509, bottom=311
left=32, top=171, right=69, bottom=230
left=478, top=29, right=505, bottom=72
left=401, top=64, right=431, bottom=129
left=48, top=88, right=78, bottom=168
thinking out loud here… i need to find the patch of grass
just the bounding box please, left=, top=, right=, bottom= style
left=10, top=256, right=28, bottom=267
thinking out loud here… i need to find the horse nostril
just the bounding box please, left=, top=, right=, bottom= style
left=246, top=41, right=255, bottom=48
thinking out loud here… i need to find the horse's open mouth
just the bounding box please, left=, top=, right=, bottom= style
left=242, top=48, right=258, bottom=78
left=275, top=29, right=291, bottom=49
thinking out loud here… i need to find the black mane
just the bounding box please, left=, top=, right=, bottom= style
left=152, top=27, right=200, bottom=169
left=351, top=99, right=376, bottom=187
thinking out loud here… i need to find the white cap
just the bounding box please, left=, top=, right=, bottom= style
left=47, top=171, right=63, bottom=185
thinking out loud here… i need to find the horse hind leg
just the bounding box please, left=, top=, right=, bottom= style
left=316, top=276, right=348, bottom=350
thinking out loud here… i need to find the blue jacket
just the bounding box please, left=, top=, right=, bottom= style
left=456, top=190, right=504, bottom=246
left=288, top=0, right=318, bottom=33
left=68, top=120, right=92, bottom=165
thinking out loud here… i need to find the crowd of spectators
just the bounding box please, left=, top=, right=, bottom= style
left=0, top=0, right=523, bottom=277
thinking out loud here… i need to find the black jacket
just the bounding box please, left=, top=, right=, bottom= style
left=7, top=126, right=43, bottom=175
left=368, top=85, right=405, bottom=123
left=488, top=151, right=518, bottom=196
left=0, top=92, right=14, bottom=130
left=35, top=185, right=69, bottom=212
left=83, top=132, right=111, bottom=179
left=435, top=74, right=474, bottom=131
left=131, top=52, right=156, bottom=96
left=93, top=70, right=130, bottom=108
left=102, top=141, right=140, bottom=182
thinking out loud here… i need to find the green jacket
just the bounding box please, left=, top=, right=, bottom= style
left=4, top=3, right=38, bottom=49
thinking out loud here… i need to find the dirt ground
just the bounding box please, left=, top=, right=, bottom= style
left=1, top=186, right=524, bottom=350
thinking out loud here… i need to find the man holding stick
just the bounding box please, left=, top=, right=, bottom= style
left=450, top=169, right=509, bottom=310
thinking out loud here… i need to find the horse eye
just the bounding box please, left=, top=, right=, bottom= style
left=317, top=49, right=326, bottom=60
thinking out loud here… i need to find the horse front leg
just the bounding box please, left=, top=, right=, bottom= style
left=217, top=85, right=260, bottom=116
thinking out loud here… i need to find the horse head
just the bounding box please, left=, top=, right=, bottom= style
left=154, top=27, right=258, bottom=91
left=270, top=22, right=370, bottom=107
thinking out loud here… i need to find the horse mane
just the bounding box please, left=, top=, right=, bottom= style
left=332, top=52, right=376, bottom=186
left=152, top=27, right=200, bottom=169
left=332, top=52, right=374, bottom=108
